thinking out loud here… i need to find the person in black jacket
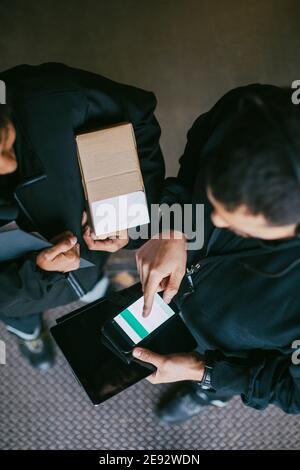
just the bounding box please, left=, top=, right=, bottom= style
left=135, top=84, right=300, bottom=420
left=0, top=63, right=164, bottom=371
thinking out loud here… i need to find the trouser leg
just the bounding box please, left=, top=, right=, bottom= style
left=0, top=312, right=42, bottom=340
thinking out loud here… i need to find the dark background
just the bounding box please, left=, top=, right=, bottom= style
left=1, top=0, right=300, bottom=175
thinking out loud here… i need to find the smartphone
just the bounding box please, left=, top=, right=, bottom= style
left=102, top=293, right=177, bottom=354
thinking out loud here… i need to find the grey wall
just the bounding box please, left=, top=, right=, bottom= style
left=1, top=0, right=300, bottom=175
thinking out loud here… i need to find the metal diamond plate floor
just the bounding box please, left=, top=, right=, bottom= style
left=1, top=252, right=300, bottom=450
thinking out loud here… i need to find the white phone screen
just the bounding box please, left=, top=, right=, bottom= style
left=114, top=294, right=176, bottom=345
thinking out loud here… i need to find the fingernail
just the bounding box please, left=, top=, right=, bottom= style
left=133, top=348, right=141, bottom=358
left=70, top=236, right=77, bottom=245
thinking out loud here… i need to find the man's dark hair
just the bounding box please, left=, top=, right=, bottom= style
left=205, top=87, right=300, bottom=226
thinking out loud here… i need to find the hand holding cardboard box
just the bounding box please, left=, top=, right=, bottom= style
left=76, top=123, right=150, bottom=239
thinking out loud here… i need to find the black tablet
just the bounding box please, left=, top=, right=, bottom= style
left=51, top=284, right=197, bottom=406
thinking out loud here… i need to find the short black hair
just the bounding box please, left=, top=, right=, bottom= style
left=205, top=87, right=300, bottom=226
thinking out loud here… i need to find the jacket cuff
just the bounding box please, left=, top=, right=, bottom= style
left=210, top=359, right=250, bottom=395
left=26, top=252, right=67, bottom=284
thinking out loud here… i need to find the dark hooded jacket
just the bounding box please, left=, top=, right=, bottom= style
left=163, top=84, right=300, bottom=413
left=0, top=63, right=165, bottom=318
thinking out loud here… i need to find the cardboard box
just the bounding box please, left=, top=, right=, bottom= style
left=76, top=123, right=149, bottom=237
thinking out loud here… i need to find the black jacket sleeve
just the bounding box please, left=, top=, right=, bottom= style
left=126, top=90, right=165, bottom=215
left=78, top=71, right=165, bottom=248
left=209, top=349, right=300, bottom=414
left=158, top=109, right=215, bottom=241
left=0, top=254, right=76, bottom=318
left=160, top=110, right=212, bottom=209
left=126, top=92, right=165, bottom=248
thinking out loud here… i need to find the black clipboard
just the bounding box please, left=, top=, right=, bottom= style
left=51, top=283, right=197, bottom=406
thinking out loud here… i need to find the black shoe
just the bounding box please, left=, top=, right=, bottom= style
left=16, top=325, right=55, bottom=372
left=156, top=382, right=228, bottom=424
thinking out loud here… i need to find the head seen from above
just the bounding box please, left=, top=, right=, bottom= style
left=206, top=89, right=300, bottom=240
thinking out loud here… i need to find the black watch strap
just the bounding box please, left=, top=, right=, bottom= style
left=197, top=363, right=214, bottom=390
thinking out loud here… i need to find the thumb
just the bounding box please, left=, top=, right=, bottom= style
left=132, top=348, right=163, bottom=368
left=82, top=211, right=88, bottom=226
left=46, top=235, right=77, bottom=261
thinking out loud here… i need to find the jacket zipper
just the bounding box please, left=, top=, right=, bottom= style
left=186, top=262, right=201, bottom=276
left=186, top=262, right=201, bottom=289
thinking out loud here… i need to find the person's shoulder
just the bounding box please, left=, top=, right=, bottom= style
left=211, top=83, right=282, bottom=115
left=189, top=84, right=282, bottom=134
left=0, top=62, right=81, bottom=101
left=111, top=78, right=157, bottom=116
left=0, top=62, right=69, bottom=83
left=1, top=63, right=159, bottom=121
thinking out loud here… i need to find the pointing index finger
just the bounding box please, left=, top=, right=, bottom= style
left=142, top=272, right=161, bottom=317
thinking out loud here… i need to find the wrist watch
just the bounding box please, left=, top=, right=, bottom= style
left=197, top=362, right=214, bottom=390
